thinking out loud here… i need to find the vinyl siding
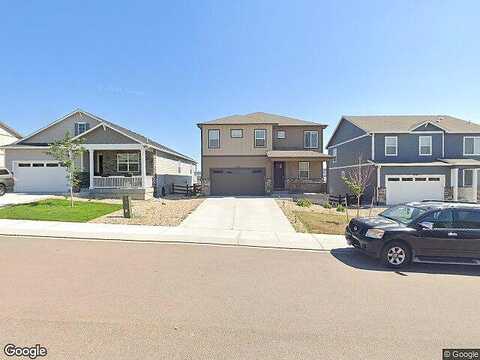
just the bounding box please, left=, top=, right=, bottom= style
left=328, top=135, right=372, bottom=167
left=22, top=112, right=100, bottom=144
left=272, top=126, right=324, bottom=152
left=155, top=150, right=195, bottom=177
left=81, top=126, right=137, bottom=144
left=327, top=118, right=366, bottom=146
left=201, top=124, right=273, bottom=156
left=444, top=133, right=480, bottom=159
left=374, top=133, right=443, bottom=162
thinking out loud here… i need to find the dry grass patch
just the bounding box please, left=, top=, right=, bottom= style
left=277, top=199, right=386, bottom=235
left=90, top=196, right=204, bottom=226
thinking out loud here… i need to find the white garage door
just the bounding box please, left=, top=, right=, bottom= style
left=13, top=161, right=69, bottom=193
left=386, top=175, right=445, bottom=205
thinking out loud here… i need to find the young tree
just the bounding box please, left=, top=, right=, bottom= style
left=47, top=133, right=85, bottom=207
left=341, top=157, right=375, bottom=217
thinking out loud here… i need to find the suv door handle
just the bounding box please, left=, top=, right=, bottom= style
left=448, top=232, right=458, bottom=237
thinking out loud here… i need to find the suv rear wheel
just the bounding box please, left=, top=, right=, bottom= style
left=382, top=241, right=411, bottom=268
left=0, top=184, right=6, bottom=196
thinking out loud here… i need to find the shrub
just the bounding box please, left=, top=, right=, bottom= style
left=296, top=198, right=312, bottom=207
left=336, top=204, right=345, bottom=212
left=323, top=203, right=332, bottom=209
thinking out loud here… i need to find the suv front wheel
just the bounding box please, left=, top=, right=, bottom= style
left=0, top=184, right=6, bottom=196
left=382, top=241, right=411, bottom=268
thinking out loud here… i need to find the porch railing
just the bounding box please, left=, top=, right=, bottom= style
left=92, top=176, right=153, bottom=189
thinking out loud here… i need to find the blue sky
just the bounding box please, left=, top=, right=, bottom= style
left=1, top=0, right=479, bottom=161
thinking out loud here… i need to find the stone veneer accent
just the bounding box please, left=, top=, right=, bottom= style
left=265, top=177, right=272, bottom=194
left=201, top=178, right=211, bottom=196
left=444, top=186, right=453, bottom=201
left=377, top=187, right=386, bottom=204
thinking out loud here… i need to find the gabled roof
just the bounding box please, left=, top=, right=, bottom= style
left=198, top=112, right=326, bottom=127
left=0, top=121, right=22, bottom=139
left=342, top=115, right=480, bottom=133
left=10, top=109, right=196, bottom=163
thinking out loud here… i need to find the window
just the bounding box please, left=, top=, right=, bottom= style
left=419, top=209, right=454, bottom=229
left=117, top=153, right=139, bottom=172
left=32, top=163, right=45, bottom=167
left=464, top=136, right=480, bottom=155
left=74, top=122, right=89, bottom=136
left=0, top=169, right=9, bottom=175
left=332, top=148, right=337, bottom=164
left=304, top=131, right=319, bottom=149
left=454, top=210, right=480, bottom=229
left=462, top=169, right=479, bottom=186
left=419, top=136, right=432, bottom=156
left=385, top=136, right=398, bottom=156
left=18, top=163, right=31, bottom=167
left=277, top=130, right=286, bottom=139
left=46, top=163, right=59, bottom=167
left=299, top=162, right=310, bottom=179
left=208, top=129, right=220, bottom=149
left=230, top=129, right=243, bottom=138
left=254, top=129, right=266, bottom=147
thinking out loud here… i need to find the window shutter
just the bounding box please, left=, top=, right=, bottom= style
left=74, top=123, right=79, bottom=136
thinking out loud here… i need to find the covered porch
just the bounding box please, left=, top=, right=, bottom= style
left=446, top=159, right=480, bottom=203
left=266, top=150, right=331, bottom=193
left=81, top=144, right=155, bottom=199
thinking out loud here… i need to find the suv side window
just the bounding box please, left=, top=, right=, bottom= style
left=454, top=210, right=480, bottom=229
left=419, top=209, right=454, bottom=229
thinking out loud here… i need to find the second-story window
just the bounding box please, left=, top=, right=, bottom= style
left=304, top=131, right=319, bottom=149
left=230, top=129, right=243, bottom=138
left=254, top=129, right=266, bottom=147
left=385, top=136, right=398, bottom=156
left=74, top=122, right=89, bottom=136
left=208, top=129, right=220, bottom=149
left=419, top=136, right=432, bottom=156
left=464, top=136, right=480, bottom=155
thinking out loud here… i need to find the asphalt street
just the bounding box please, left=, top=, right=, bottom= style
left=0, top=235, right=479, bottom=360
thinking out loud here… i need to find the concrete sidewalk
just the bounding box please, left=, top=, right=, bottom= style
left=0, top=219, right=348, bottom=251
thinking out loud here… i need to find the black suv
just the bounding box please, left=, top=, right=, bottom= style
left=345, top=201, right=480, bottom=268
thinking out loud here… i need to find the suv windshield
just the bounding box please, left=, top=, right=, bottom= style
left=380, top=205, right=427, bottom=224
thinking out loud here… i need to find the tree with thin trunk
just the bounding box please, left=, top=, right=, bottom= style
left=341, top=157, right=375, bottom=217
left=47, top=133, right=85, bottom=207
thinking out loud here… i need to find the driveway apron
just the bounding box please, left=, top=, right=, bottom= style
left=180, top=197, right=295, bottom=233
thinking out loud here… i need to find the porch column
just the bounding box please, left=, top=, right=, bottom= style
left=141, top=146, right=147, bottom=188
left=451, top=168, right=458, bottom=201
left=89, top=149, right=94, bottom=190
left=473, top=170, right=478, bottom=203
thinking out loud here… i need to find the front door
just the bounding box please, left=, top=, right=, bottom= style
left=95, top=154, right=104, bottom=176
left=273, top=161, right=285, bottom=190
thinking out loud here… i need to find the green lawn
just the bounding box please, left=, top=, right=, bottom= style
left=0, top=199, right=122, bottom=222
left=293, top=211, right=348, bottom=235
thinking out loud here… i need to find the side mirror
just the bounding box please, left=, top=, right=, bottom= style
left=418, top=221, right=434, bottom=230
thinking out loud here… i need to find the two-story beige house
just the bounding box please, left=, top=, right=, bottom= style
left=198, top=112, right=331, bottom=196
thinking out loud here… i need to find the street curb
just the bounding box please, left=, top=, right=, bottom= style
left=0, top=233, right=337, bottom=252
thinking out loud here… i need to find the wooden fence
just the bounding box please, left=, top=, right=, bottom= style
left=172, top=183, right=202, bottom=196
left=328, top=194, right=362, bottom=206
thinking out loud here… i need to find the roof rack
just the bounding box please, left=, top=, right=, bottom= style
left=421, top=199, right=479, bottom=205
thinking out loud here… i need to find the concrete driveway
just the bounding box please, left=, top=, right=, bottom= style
left=181, top=197, right=295, bottom=232
left=0, top=193, right=50, bottom=207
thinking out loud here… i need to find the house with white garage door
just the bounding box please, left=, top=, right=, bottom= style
left=0, top=121, right=22, bottom=168
left=1, top=109, right=196, bottom=199
left=327, top=115, right=480, bottom=205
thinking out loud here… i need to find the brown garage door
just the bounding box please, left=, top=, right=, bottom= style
left=210, top=168, right=265, bottom=196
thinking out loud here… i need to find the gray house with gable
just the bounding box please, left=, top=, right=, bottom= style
left=326, top=115, right=480, bottom=205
